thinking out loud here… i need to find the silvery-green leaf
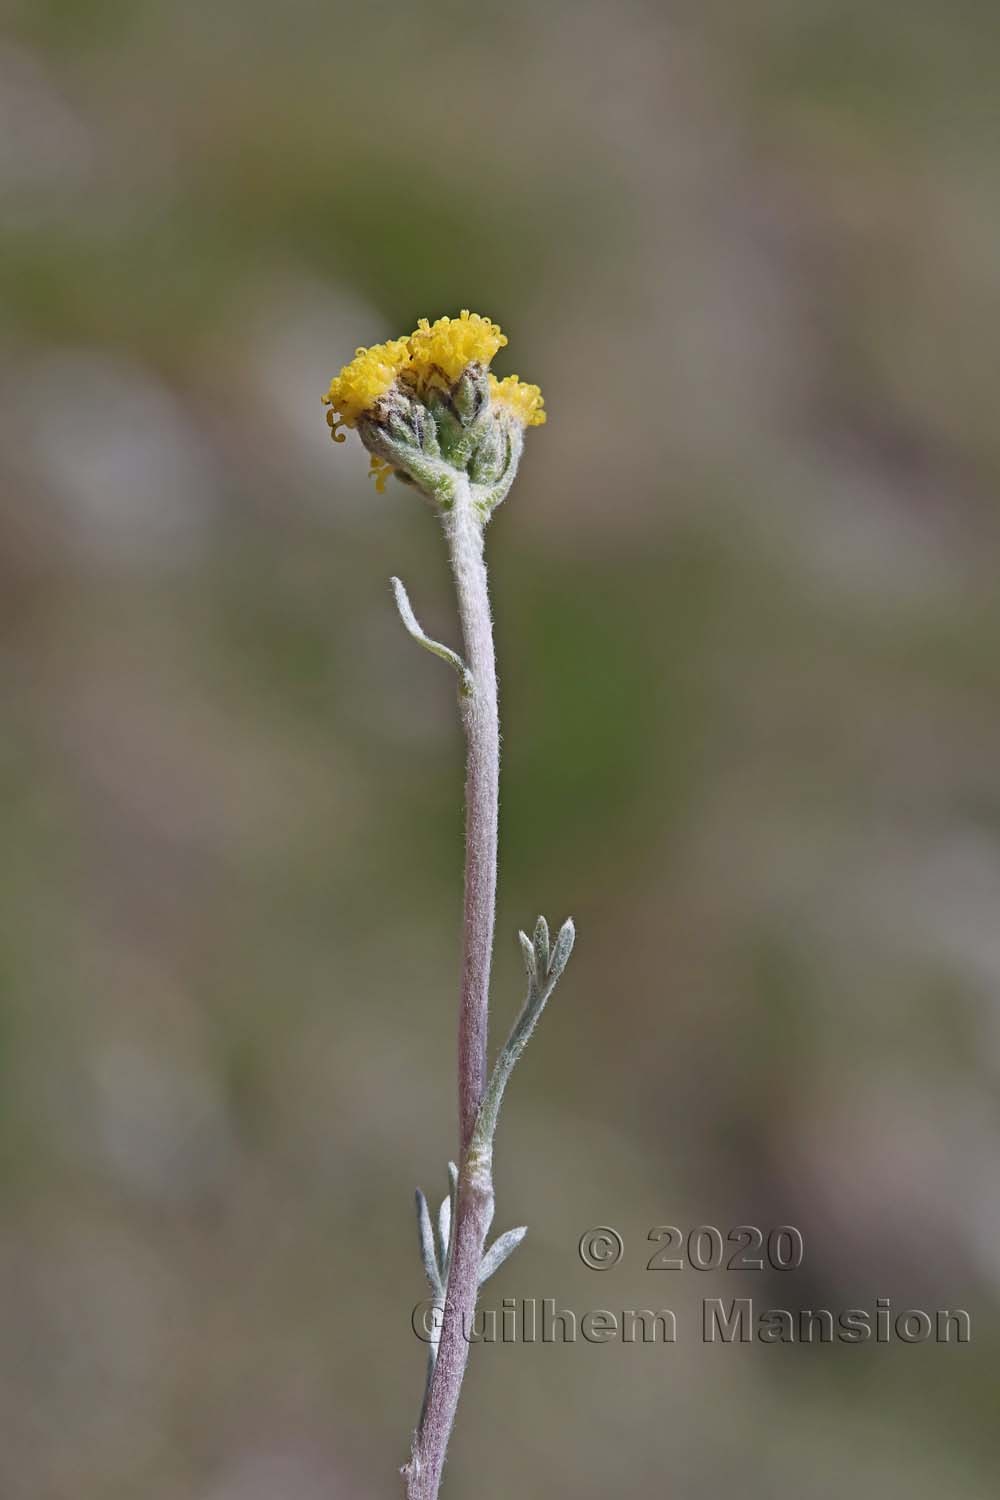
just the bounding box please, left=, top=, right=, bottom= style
left=532, top=915, right=550, bottom=978
left=390, top=577, right=472, bottom=693
left=548, top=917, right=576, bottom=982
left=415, top=1188, right=442, bottom=1295
left=518, top=930, right=538, bottom=985
left=470, top=913, right=580, bottom=1158
left=478, top=1225, right=528, bottom=1285
left=437, top=1192, right=451, bottom=1276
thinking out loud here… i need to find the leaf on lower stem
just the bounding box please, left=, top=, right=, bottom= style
left=547, top=917, right=576, bottom=982
left=518, top=929, right=538, bottom=985
left=415, top=1188, right=443, bottom=1296
left=437, top=1191, right=451, bottom=1278
left=532, top=915, right=550, bottom=978
left=479, top=1225, right=528, bottom=1284
left=472, top=916, right=577, bottom=1157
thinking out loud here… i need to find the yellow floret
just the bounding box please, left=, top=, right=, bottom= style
left=368, top=454, right=395, bottom=493
left=488, top=373, right=546, bottom=427
left=408, top=309, right=507, bottom=387
left=323, top=337, right=412, bottom=438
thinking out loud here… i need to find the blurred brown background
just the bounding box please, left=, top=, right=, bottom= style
left=2, top=2, right=999, bottom=1496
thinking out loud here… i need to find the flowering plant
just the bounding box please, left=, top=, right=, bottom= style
left=324, top=311, right=573, bottom=1500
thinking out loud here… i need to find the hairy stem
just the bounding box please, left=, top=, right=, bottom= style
left=404, top=477, right=499, bottom=1499
left=446, top=481, right=499, bottom=1157
left=406, top=1155, right=494, bottom=1499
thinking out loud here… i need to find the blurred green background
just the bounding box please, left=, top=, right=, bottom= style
left=2, top=1, right=999, bottom=1496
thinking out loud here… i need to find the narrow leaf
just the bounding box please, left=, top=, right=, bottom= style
left=471, top=915, right=580, bottom=1158
left=415, top=1188, right=442, bottom=1295
left=390, top=577, right=472, bottom=692
left=532, top=915, right=550, bottom=978
left=437, top=1192, right=452, bottom=1277
left=478, top=1226, right=528, bottom=1285
left=548, top=917, right=576, bottom=982
left=518, top=930, right=538, bottom=985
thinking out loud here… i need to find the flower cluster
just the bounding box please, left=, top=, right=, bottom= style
left=488, top=373, right=546, bottom=429
left=322, top=311, right=544, bottom=511
left=323, top=338, right=411, bottom=438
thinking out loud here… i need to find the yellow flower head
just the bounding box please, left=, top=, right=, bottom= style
left=323, top=336, right=411, bottom=438
left=488, top=373, right=547, bottom=428
left=321, top=311, right=543, bottom=505
left=407, top=309, right=507, bottom=388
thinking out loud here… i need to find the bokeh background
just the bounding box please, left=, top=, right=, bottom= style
left=2, top=2, right=999, bottom=1496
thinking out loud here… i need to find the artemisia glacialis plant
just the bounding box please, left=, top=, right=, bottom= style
left=323, top=311, right=574, bottom=1500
